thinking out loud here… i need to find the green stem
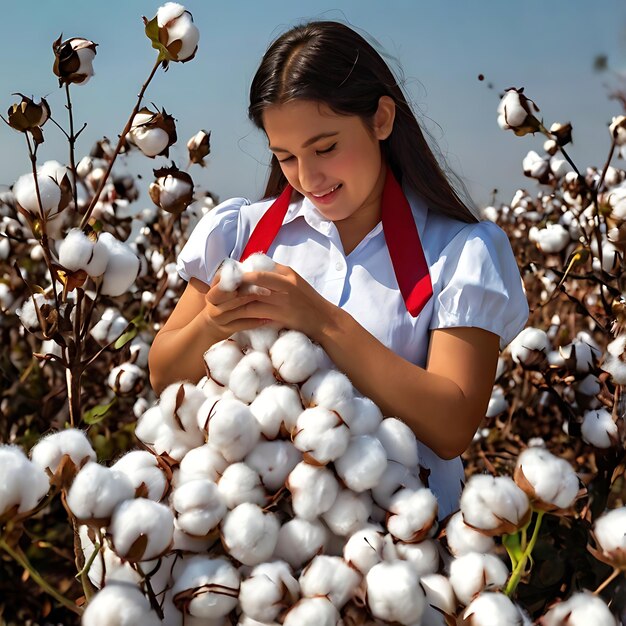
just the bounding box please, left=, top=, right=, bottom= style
left=75, top=538, right=100, bottom=603
left=504, top=510, right=545, bottom=597
left=0, top=538, right=82, bottom=615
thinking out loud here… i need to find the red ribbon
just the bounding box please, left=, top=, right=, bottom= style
left=240, top=170, right=432, bottom=317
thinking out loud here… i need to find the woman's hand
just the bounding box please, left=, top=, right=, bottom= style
left=238, top=262, right=339, bottom=341
left=200, top=271, right=272, bottom=340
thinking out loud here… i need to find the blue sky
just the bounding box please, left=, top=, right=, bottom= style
left=1, top=1, right=625, bottom=209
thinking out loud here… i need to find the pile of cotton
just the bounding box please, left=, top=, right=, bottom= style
left=28, top=254, right=615, bottom=626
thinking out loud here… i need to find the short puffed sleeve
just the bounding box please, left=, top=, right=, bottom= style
left=176, top=197, right=249, bottom=284
left=428, top=220, right=528, bottom=349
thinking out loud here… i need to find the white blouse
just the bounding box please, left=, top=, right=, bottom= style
left=177, top=186, right=529, bottom=518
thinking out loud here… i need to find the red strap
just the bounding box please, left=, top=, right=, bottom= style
left=381, top=170, right=433, bottom=317
left=240, top=170, right=432, bottom=317
left=240, top=185, right=293, bottom=262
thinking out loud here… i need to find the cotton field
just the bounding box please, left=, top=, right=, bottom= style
left=1, top=4, right=626, bottom=626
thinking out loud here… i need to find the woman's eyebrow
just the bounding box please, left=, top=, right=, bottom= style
left=269, top=131, right=339, bottom=152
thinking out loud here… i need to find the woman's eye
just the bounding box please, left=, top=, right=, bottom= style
left=277, top=155, right=295, bottom=163
left=316, top=143, right=337, bottom=156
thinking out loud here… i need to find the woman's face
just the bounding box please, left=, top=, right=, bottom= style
left=262, top=98, right=394, bottom=228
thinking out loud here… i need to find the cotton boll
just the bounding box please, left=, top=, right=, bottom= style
left=229, top=351, right=276, bottom=404
left=344, top=395, right=383, bottom=435
left=509, top=327, right=550, bottom=366
left=581, top=408, right=619, bottom=448
left=334, top=435, right=388, bottom=492
left=287, top=461, right=339, bottom=519
left=99, top=232, right=140, bottom=297
left=343, top=526, right=384, bottom=575
left=445, top=511, right=496, bottom=557
left=376, top=418, right=419, bottom=467
left=460, top=474, right=530, bottom=536
left=234, top=327, right=280, bottom=353
left=273, top=518, right=329, bottom=570
left=160, top=382, right=208, bottom=434
left=239, top=561, right=299, bottom=623
left=66, top=462, right=135, bottom=524
left=90, top=308, right=128, bottom=345
left=178, top=444, right=228, bottom=485
left=14, top=172, right=61, bottom=214
left=245, top=440, right=301, bottom=492
left=387, top=488, right=438, bottom=543
left=534, top=223, right=570, bottom=254
left=420, top=574, right=456, bottom=625
left=249, top=384, right=303, bottom=439
left=172, top=479, right=226, bottom=537
left=270, top=330, right=321, bottom=383
left=300, top=369, right=354, bottom=412
left=0, top=445, right=49, bottom=518
left=197, top=375, right=228, bottom=397
left=135, top=406, right=201, bottom=463
left=108, top=363, right=144, bottom=395
left=463, top=592, right=528, bottom=626
left=601, top=354, right=626, bottom=385
left=217, top=258, right=243, bottom=291
left=30, top=428, right=96, bottom=481
left=109, top=498, right=174, bottom=562
left=486, top=386, right=508, bottom=418
left=171, top=556, right=240, bottom=618
left=240, top=253, right=277, bottom=295
left=204, top=339, right=244, bottom=386
left=283, top=597, right=339, bottom=626
left=58, top=228, right=96, bottom=271
left=390, top=539, right=440, bottom=577
left=449, top=552, right=509, bottom=606
left=111, top=450, right=167, bottom=500
left=592, top=506, right=626, bottom=569
left=299, top=555, right=361, bottom=609
left=171, top=518, right=215, bottom=553
left=514, top=447, right=579, bottom=511
left=82, top=583, right=162, bottom=626
left=293, top=406, right=350, bottom=465
left=221, top=503, right=280, bottom=566
left=366, top=560, right=425, bottom=625
left=372, top=461, right=424, bottom=510
left=322, top=489, right=372, bottom=537
left=202, top=397, right=261, bottom=462
left=217, top=462, right=265, bottom=509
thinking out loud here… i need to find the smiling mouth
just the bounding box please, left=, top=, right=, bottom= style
left=311, top=184, right=341, bottom=198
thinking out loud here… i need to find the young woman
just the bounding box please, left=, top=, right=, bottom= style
left=148, top=21, right=528, bottom=517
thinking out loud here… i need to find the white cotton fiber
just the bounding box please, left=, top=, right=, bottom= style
left=245, top=440, right=301, bottom=492
left=286, top=461, right=339, bottom=520
left=82, top=583, right=162, bottom=626
left=217, top=462, right=265, bottom=509
left=203, top=397, right=260, bottom=462
left=445, top=511, right=496, bottom=557
left=300, top=369, right=354, bottom=413
left=172, top=478, right=226, bottom=536
left=449, top=552, right=509, bottom=606
left=376, top=418, right=419, bottom=467
left=334, top=435, right=388, bottom=492
left=221, top=503, right=280, bottom=566
left=299, top=555, right=361, bottom=609
left=0, top=445, right=49, bottom=517
left=344, top=395, right=383, bottom=435
left=249, top=384, right=303, bottom=438
left=322, top=489, right=372, bottom=537
left=171, top=556, right=240, bottom=618
left=234, top=327, right=280, bottom=353
left=109, top=498, right=174, bottom=561
left=111, top=450, right=167, bottom=501
left=217, top=258, right=243, bottom=292
left=371, top=462, right=423, bottom=509
left=239, top=561, right=299, bottom=623
left=282, top=597, right=339, bottom=626
left=204, top=339, right=244, bottom=386
left=99, top=232, right=140, bottom=297
left=30, top=428, right=96, bottom=477
left=178, top=444, right=228, bottom=485
left=387, top=488, right=438, bottom=543
left=229, top=351, right=276, bottom=403
left=270, top=330, right=321, bottom=383
left=273, top=517, right=329, bottom=570
left=343, top=526, right=384, bottom=575
left=58, top=228, right=95, bottom=271
left=293, top=406, right=350, bottom=464
left=387, top=538, right=440, bottom=578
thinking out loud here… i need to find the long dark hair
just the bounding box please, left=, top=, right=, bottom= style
left=248, top=21, right=477, bottom=223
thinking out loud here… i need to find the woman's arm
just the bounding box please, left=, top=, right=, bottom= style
left=239, top=263, right=500, bottom=460
left=148, top=277, right=268, bottom=395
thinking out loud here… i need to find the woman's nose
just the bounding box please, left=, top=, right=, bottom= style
left=298, top=159, right=324, bottom=192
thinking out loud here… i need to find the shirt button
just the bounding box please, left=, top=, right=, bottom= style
left=335, top=262, right=343, bottom=271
